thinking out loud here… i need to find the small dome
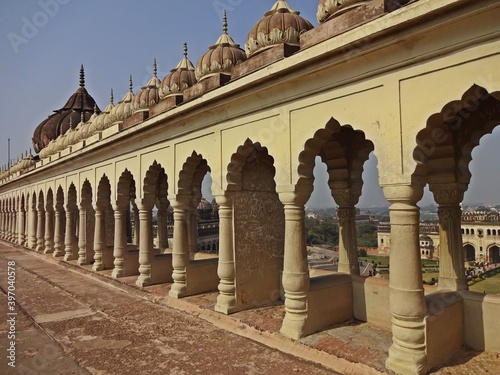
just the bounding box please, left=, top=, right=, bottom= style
left=32, top=65, right=101, bottom=154
left=317, top=0, right=366, bottom=24
left=195, top=11, right=247, bottom=81
left=110, top=76, right=135, bottom=122
left=132, top=60, right=161, bottom=112
left=160, top=43, right=197, bottom=99
left=246, top=1, right=313, bottom=57
left=92, top=89, right=115, bottom=131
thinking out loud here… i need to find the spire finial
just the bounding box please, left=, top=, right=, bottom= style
left=93, top=103, right=98, bottom=115
left=79, top=64, right=85, bottom=87
left=223, top=10, right=228, bottom=34
left=80, top=111, right=84, bottom=125
left=183, top=42, right=188, bottom=58
left=153, top=58, right=157, bottom=77
left=110, top=88, right=114, bottom=105
left=129, top=74, right=133, bottom=92
left=68, top=117, right=73, bottom=132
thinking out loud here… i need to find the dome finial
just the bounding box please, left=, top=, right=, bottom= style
left=110, top=88, right=114, bottom=105
left=153, top=58, right=157, bottom=77
left=223, top=10, right=228, bottom=34
left=79, top=64, right=85, bottom=87
left=183, top=42, right=188, bottom=58
left=129, top=74, right=133, bottom=92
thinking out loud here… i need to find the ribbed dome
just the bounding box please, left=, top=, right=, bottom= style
left=246, top=1, right=313, bottom=57
left=317, top=0, right=366, bottom=23
left=195, top=11, right=247, bottom=81
left=160, top=43, right=197, bottom=99
left=110, top=76, right=135, bottom=121
left=32, top=65, right=101, bottom=154
left=92, top=89, right=115, bottom=131
left=132, top=60, right=161, bottom=112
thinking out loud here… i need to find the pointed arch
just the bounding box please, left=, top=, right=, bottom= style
left=178, top=151, right=211, bottom=197
left=117, top=169, right=136, bottom=208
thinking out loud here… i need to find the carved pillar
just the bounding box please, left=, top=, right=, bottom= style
left=132, top=202, right=140, bottom=246
left=157, top=204, right=169, bottom=250
left=8, top=208, right=14, bottom=242
left=187, top=207, right=198, bottom=260
left=28, top=200, right=37, bottom=249
left=112, top=204, right=127, bottom=278
left=44, top=205, right=54, bottom=253
left=214, top=194, right=237, bottom=314
left=136, top=202, right=154, bottom=287
left=278, top=186, right=312, bottom=340
left=332, top=189, right=360, bottom=275
left=0, top=206, right=4, bottom=239
left=64, top=204, right=77, bottom=261
left=77, top=203, right=88, bottom=265
left=169, top=196, right=191, bottom=298
left=430, top=183, right=467, bottom=291
left=18, top=206, right=26, bottom=246
left=36, top=201, right=45, bottom=252
left=92, top=203, right=106, bottom=271
left=53, top=204, right=65, bottom=257
left=383, top=185, right=427, bottom=375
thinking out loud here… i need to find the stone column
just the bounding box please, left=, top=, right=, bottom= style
left=8, top=208, right=14, bottom=242
left=77, top=204, right=88, bottom=265
left=92, top=203, right=106, bottom=271
left=6, top=207, right=12, bottom=242
left=28, top=200, right=37, bottom=249
left=430, top=183, right=467, bottom=291
left=187, top=207, right=198, bottom=260
left=18, top=207, right=26, bottom=246
left=169, top=196, right=190, bottom=298
left=112, top=204, right=127, bottom=278
left=43, top=205, right=54, bottom=253
left=278, top=186, right=312, bottom=340
left=0, top=206, right=4, bottom=239
left=64, top=204, right=77, bottom=261
left=136, top=202, right=154, bottom=287
left=214, top=194, right=237, bottom=314
left=132, top=203, right=140, bottom=246
left=332, top=189, right=360, bottom=275
left=36, top=201, right=45, bottom=252
left=53, top=205, right=65, bottom=257
left=383, top=185, right=427, bottom=375
left=157, top=204, right=169, bottom=250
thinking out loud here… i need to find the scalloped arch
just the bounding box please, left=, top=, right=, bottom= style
left=413, top=84, right=500, bottom=187
left=226, top=139, right=275, bottom=191
left=296, top=118, right=374, bottom=199
left=178, top=151, right=211, bottom=196
left=116, top=169, right=136, bottom=208
left=143, top=161, right=168, bottom=207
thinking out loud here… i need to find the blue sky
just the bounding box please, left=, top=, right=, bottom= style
left=0, top=0, right=498, bottom=208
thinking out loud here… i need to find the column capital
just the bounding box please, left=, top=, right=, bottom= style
left=171, top=194, right=192, bottom=211
left=331, top=188, right=360, bottom=207
left=277, top=184, right=313, bottom=207
left=429, top=183, right=466, bottom=205
left=382, top=184, right=423, bottom=206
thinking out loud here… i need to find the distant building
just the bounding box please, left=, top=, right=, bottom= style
left=378, top=211, right=500, bottom=263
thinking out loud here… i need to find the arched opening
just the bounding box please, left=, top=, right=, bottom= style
left=93, top=176, right=114, bottom=270
left=78, top=180, right=95, bottom=265
left=113, top=170, right=139, bottom=278
left=226, top=139, right=284, bottom=310
left=464, top=244, right=476, bottom=262
left=488, top=245, right=500, bottom=264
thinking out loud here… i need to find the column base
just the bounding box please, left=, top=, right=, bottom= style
left=43, top=248, right=54, bottom=254
left=111, top=269, right=123, bottom=279
left=136, top=275, right=151, bottom=287
left=215, top=294, right=238, bottom=315
left=169, top=284, right=187, bottom=298
left=92, top=263, right=104, bottom=272
left=280, top=315, right=307, bottom=340
left=386, top=345, right=427, bottom=375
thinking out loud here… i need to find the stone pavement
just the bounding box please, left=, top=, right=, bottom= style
left=0, top=241, right=498, bottom=374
